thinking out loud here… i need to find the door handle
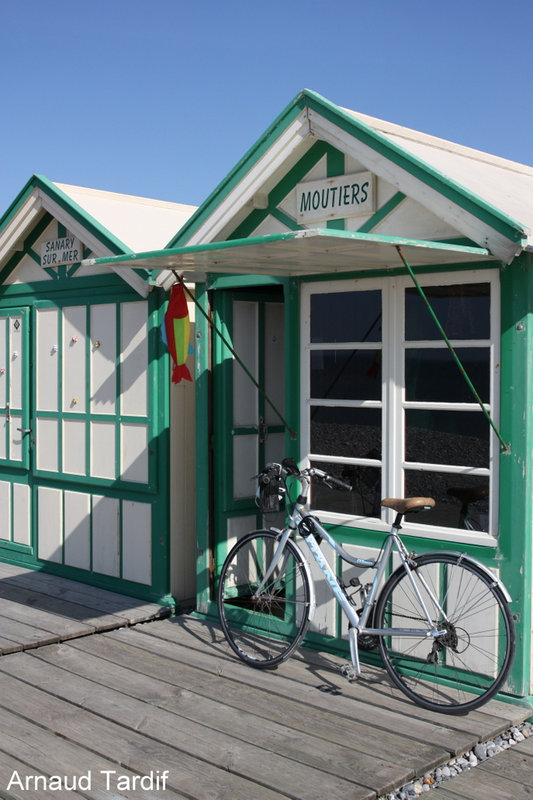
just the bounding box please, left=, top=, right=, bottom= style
left=258, top=417, right=267, bottom=444
left=17, top=427, right=32, bottom=435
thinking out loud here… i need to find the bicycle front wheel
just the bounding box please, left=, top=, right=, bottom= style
left=217, top=530, right=311, bottom=669
left=375, top=553, right=515, bottom=713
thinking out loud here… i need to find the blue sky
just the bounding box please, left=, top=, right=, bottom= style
left=2, top=0, right=532, bottom=215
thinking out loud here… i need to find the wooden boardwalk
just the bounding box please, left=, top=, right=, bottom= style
left=0, top=566, right=530, bottom=799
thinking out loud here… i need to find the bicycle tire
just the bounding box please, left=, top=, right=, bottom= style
left=374, top=553, right=515, bottom=713
left=218, top=530, right=311, bottom=668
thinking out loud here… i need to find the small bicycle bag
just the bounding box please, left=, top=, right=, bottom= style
left=256, top=465, right=282, bottom=513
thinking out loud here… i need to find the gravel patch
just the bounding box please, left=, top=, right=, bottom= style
left=380, top=721, right=533, bottom=798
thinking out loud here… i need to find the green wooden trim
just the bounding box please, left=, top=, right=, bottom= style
left=270, top=208, right=301, bottom=231
left=357, top=191, right=406, bottom=233
left=207, top=275, right=284, bottom=290
left=0, top=212, right=54, bottom=286
left=167, top=90, right=525, bottom=253
left=228, top=141, right=330, bottom=240
left=285, top=278, right=300, bottom=456
left=498, top=252, right=533, bottom=697
left=301, top=90, right=526, bottom=244
left=326, top=147, right=345, bottom=231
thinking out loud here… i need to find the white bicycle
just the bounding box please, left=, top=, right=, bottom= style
left=217, top=459, right=515, bottom=714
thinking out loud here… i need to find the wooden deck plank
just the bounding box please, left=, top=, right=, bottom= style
left=0, top=669, right=293, bottom=800
left=0, top=706, right=187, bottom=800
left=0, top=653, right=375, bottom=800
left=0, top=562, right=168, bottom=624
left=0, top=613, right=60, bottom=652
left=0, top=566, right=529, bottom=800
left=66, top=626, right=448, bottom=778
left=0, top=589, right=94, bottom=643
left=0, top=581, right=127, bottom=631
left=181, top=614, right=531, bottom=731
left=31, top=640, right=421, bottom=795
left=117, top=617, right=528, bottom=755
left=0, top=750, right=86, bottom=800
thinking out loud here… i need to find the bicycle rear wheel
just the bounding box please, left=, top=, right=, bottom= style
left=374, top=553, right=515, bottom=713
left=218, top=530, right=311, bottom=668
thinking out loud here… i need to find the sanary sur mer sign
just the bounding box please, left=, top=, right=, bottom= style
left=41, top=236, right=82, bottom=267
left=296, top=172, right=375, bottom=224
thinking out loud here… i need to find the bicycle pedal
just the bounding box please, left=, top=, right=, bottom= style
left=340, top=663, right=359, bottom=682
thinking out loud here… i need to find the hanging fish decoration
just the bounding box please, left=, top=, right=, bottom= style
left=164, top=282, right=192, bottom=383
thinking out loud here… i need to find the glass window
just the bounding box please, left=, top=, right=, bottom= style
left=311, top=290, right=382, bottom=342
left=405, top=348, right=490, bottom=403
left=405, top=283, right=490, bottom=341
left=303, top=272, right=498, bottom=541
left=405, top=410, right=490, bottom=468
left=311, top=406, right=381, bottom=459
left=311, top=350, right=381, bottom=400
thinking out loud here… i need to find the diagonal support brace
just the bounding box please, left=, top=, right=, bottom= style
left=396, top=246, right=510, bottom=454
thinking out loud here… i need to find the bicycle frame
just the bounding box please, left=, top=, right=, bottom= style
left=256, top=487, right=447, bottom=679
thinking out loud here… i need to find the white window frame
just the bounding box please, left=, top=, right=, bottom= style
left=301, top=269, right=500, bottom=546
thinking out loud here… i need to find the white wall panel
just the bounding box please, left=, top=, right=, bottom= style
left=0, top=480, right=11, bottom=540
left=36, top=308, right=58, bottom=411
left=90, top=421, right=116, bottom=479
left=0, top=420, right=7, bottom=461
left=64, top=491, right=90, bottom=570
left=227, top=514, right=257, bottom=554
left=38, top=486, right=62, bottom=562
left=233, top=301, right=258, bottom=426
left=120, top=423, right=148, bottom=483
left=0, top=317, right=7, bottom=409
left=121, top=302, right=148, bottom=416
left=90, top=304, right=116, bottom=413
left=10, top=414, right=23, bottom=463
left=63, top=306, right=86, bottom=413
left=122, top=500, right=151, bottom=584
left=233, top=435, right=258, bottom=498
left=92, top=495, right=120, bottom=576
left=36, top=417, right=59, bottom=472
left=10, top=315, right=23, bottom=409
left=13, top=483, right=30, bottom=545
left=264, top=302, right=285, bottom=426
left=63, top=420, right=86, bottom=475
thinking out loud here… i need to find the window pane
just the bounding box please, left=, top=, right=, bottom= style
left=311, top=291, right=382, bottom=343
left=405, top=410, right=489, bottom=468
left=311, top=350, right=382, bottom=400
left=405, top=348, right=490, bottom=403
left=311, top=406, right=381, bottom=459
left=404, top=471, right=489, bottom=532
left=310, top=460, right=381, bottom=518
left=405, top=283, right=490, bottom=341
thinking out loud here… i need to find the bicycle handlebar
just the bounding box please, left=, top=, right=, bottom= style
left=278, top=459, right=352, bottom=491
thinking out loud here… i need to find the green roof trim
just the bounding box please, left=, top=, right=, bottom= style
left=168, top=89, right=527, bottom=252
left=302, top=90, right=527, bottom=244
left=0, top=175, right=152, bottom=285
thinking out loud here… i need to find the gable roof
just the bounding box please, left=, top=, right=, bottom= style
left=55, top=182, right=196, bottom=253
left=166, top=89, right=530, bottom=266
left=0, top=175, right=197, bottom=296
left=344, top=108, right=533, bottom=237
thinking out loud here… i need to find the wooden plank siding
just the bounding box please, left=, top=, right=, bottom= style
left=0, top=566, right=530, bottom=799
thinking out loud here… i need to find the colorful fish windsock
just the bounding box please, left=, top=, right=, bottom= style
left=165, top=283, right=192, bottom=383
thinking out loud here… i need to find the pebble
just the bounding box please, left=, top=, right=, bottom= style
left=380, top=721, right=533, bottom=800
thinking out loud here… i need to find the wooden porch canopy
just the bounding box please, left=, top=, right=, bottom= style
left=82, top=228, right=497, bottom=280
